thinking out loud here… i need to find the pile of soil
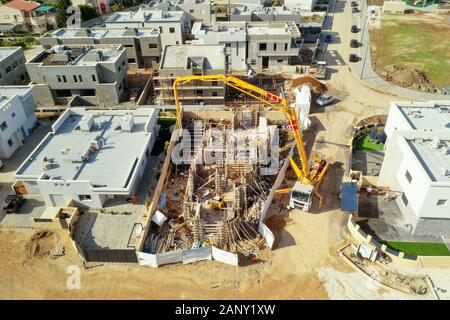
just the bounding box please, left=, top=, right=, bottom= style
left=25, top=231, right=57, bottom=258
left=265, top=215, right=293, bottom=232
left=380, top=64, right=430, bottom=87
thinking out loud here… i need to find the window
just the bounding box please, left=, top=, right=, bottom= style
left=401, top=193, right=408, bottom=207
left=55, top=89, right=72, bottom=97
left=277, top=59, right=283, bottom=63
left=437, top=199, right=447, bottom=206
left=7, top=139, right=13, bottom=147
left=57, top=75, right=61, bottom=82
left=284, top=43, right=288, bottom=50
left=92, top=75, right=96, bottom=82
left=11, top=112, right=15, bottom=118
left=78, top=75, right=82, bottom=82
left=169, top=27, right=175, bottom=33
left=225, top=43, right=231, bottom=48
left=0, top=72, right=2, bottom=79
left=259, top=43, right=267, bottom=51
left=122, top=60, right=125, bottom=67
left=176, top=41, right=179, bottom=45
left=79, top=195, right=91, bottom=201
left=274, top=43, right=277, bottom=51
left=405, top=170, right=412, bottom=183
left=189, top=9, right=194, bottom=13
left=62, top=75, right=67, bottom=82
left=148, top=43, right=158, bottom=49
left=159, top=26, right=163, bottom=33
left=212, top=92, right=218, bottom=96
left=0, top=121, right=7, bottom=131
left=196, top=89, right=203, bottom=95
left=118, top=65, right=121, bottom=71
left=250, top=59, right=256, bottom=66
left=80, top=89, right=95, bottom=96
left=6, top=66, right=11, bottom=73
left=73, top=75, right=78, bottom=82
left=12, top=61, right=17, bottom=68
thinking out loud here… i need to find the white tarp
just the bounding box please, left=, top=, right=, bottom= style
left=156, top=250, right=183, bottom=265
left=212, top=246, right=239, bottom=266
left=152, top=210, right=168, bottom=226
left=258, top=223, right=275, bottom=249
left=137, top=252, right=158, bottom=267
left=182, top=247, right=212, bottom=264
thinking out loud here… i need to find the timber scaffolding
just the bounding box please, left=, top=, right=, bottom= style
left=143, top=110, right=294, bottom=256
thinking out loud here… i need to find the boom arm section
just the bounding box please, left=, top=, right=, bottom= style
left=173, top=74, right=311, bottom=181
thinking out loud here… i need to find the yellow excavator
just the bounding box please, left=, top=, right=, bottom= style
left=173, top=74, right=329, bottom=211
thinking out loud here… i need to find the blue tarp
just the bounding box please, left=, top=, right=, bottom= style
left=340, top=182, right=358, bottom=212
left=35, top=5, right=54, bottom=12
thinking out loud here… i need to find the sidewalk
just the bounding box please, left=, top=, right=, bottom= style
left=348, top=0, right=450, bottom=101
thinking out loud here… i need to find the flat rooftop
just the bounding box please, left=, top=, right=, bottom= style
left=394, top=101, right=450, bottom=131
left=160, top=45, right=225, bottom=70
left=0, top=86, right=33, bottom=104
left=247, top=23, right=295, bottom=35
left=406, top=137, right=450, bottom=183
left=30, top=45, right=124, bottom=66
left=0, top=47, right=20, bottom=60
left=106, top=6, right=184, bottom=23
left=16, top=108, right=158, bottom=189
left=48, top=27, right=159, bottom=40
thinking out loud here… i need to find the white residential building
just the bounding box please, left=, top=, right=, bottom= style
left=15, top=108, right=159, bottom=208
left=191, top=21, right=247, bottom=72
left=192, top=20, right=301, bottom=73
left=149, top=0, right=213, bottom=24
left=284, top=0, right=317, bottom=12
left=0, top=86, right=37, bottom=159
left=105, top=4, right=190, bottom=48
left=378, top=101, right=450, bottom=236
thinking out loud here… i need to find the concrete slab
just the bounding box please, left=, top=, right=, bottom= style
left=356, top=195, right=443, bottom=243
left=0, top=195, right=46, bottom=228
left=73, top=156, right=159, bottom=249
left=352, top=150, right=384, bottom=176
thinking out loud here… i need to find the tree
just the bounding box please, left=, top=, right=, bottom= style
left=79, top=5, right=99, bottom=22
left=56, top=0, right=72, bottom=28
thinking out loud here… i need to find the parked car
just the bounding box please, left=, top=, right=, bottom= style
left=316, top=93, right=334, bottom=107
left=3, top=195, right=26, bottom=214
left=324, top=34, right=332, bottom=43
left=349, top=54, right=359, bottom=62
left=351, top=25, right=358, bottom=33
left=350, top=39, right=359, bottom=48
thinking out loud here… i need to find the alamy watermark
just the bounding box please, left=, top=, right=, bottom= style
left=170, top=126, right=281, bottom=175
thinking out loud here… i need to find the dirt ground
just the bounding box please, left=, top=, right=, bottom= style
left=370, top=13, right=450, bottom=88
left=0, top=206, right=350, bottom=299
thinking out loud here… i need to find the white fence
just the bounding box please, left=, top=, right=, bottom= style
left=138, top=246, right=238, bottom=268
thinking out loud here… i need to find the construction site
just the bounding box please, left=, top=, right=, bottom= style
left=137, top=74, right=329, bottom=266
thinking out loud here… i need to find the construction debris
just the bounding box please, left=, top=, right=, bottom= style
left=144, top=111, right=294, bottom=256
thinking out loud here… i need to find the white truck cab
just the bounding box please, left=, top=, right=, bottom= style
left=289, top=182, right=314, bottom=212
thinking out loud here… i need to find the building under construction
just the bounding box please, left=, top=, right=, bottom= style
left=142, top=109, right=295, bottom=258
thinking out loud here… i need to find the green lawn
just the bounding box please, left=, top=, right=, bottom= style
left=384, top=241, right=450, bottom=256
left=355, top=134, right=385, bottom=151
left=370, top=14, right=450, bottom=87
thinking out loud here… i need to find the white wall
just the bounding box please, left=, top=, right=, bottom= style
left=0, top=93, right=36, bottom=159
